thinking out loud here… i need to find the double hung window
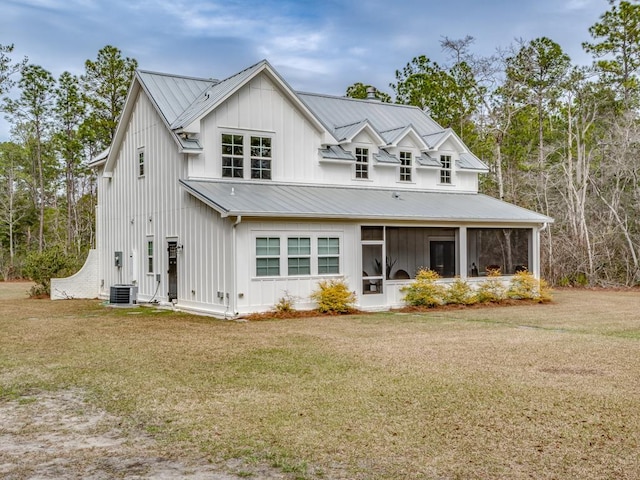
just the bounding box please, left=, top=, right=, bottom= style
left=318, top=237, right=340, bottom=274
left=399, top=151, right=412, bottom=182
left=440, top=155, right=452, bottom=184
left=288, top=237, right=311, bottom=275
left=256, top=237, right=280, bottom=276
left=255, top=235, right=341, bottom=277
left=355, top=147, right=369, bottom=179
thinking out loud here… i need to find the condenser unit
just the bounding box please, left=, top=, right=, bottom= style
left=109, top=284, right=138, bottom=305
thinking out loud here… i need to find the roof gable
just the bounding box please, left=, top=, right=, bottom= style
left=334, top=119, right=385, bottom=145
left=171, top=60, right=327, bottom=136
left=384, top=124, right=429, bottom=150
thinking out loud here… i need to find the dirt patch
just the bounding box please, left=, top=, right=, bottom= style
left=0, top=390, right=286, bottom=479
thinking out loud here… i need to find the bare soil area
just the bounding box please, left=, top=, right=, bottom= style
left=0, top=389, right=285, bottom=480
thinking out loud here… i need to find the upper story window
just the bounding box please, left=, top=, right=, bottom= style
left=440, top=155, right=452, bottom=184
left=222, top=133, right=273, bottom=180
left=355, top=147, right=369, bottom=179
left=250, top=136, right=272, bottom=180
left=138, top=147, right=145, bottom=177
left=399, top=151, right=412, bottom=182
left=222, top=134, right=244, bottom=178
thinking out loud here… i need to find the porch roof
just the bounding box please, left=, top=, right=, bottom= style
left=179, top=179, right=553, bottom=224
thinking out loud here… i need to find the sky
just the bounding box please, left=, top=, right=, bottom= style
left=1, top=0, right=610, bottom=141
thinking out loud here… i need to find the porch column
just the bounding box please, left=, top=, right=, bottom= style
left=531, top=225, right=541, bottom=278
left=459, top=226, right=468, bottom=279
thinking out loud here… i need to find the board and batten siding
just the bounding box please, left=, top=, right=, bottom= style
left=189, top=72, right=479, bottom=193
left=232, top=220, right=359, bottom=314
left=98, top=91, right=231, bottom=314
left=192, top=73, right=324, bottom=183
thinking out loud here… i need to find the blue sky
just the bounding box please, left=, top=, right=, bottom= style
left=1, top=0, right=609, bottom=141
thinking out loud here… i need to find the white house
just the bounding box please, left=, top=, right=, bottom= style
left=53, top=60, right=552, bottom=316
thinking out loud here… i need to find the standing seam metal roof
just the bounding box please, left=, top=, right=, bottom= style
left=180, top=179, right=553, bottom=223
left=136, top=70, right=215, bottom=126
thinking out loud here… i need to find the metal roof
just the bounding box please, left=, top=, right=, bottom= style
left=417, top=152, right=441, bottom=167
left=374, top=149, right=400, bottom=164
left=137, top=70, right=214, bottom=126
left=422, top=130, right=450, bottom=149
left=171, top=61, right=268, bottom=129
left=458, top=152, right=487, bottom=171
left=298, top=92, right=443, bottom=142
left=319, top=145, right=356, bottom=161
left=179, top=179, right=552, bottom=224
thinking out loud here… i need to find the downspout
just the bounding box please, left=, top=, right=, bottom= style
left=229, top=215, right=242, bottom=317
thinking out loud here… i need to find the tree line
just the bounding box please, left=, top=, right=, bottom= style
left=349, top=0, right=640, bottom=287
left=0, top=44, right=136, bottom=281
left=2, top=0, right=640, bottom=286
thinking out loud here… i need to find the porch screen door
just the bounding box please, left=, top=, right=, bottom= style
left=430, top=240, right=455, bottom=277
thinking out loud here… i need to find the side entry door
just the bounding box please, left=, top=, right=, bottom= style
left=167, top=241, right=178, bottom=301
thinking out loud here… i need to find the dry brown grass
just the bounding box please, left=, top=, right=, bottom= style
left=1, top=285, right=640, bottom=479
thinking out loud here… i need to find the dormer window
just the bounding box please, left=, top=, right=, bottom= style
left=399, top=151, right=412, bottom=182
left=355, top=147, right=369, bottom=179
left=440, top=155, right=452, bottom=184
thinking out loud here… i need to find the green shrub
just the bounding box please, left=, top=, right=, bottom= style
left=22, top=246, right=78, bottom=296
left=274, top=292, right=297, bottom=313
left=401, top=269, right=446, bottom=307
left=475, top=270, right=506, bottom=303
left=507, top=270, right=538, bottom=300
left=310, top=279, right=356, bottom=314
left=507, top=270, right=553, bottom=302
left=444, top=277, right=476, bottom=305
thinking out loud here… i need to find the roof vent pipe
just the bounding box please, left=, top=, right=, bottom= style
left=366, top=86, right=378, bottom=100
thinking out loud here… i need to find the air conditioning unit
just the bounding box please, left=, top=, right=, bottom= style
left=109, top=284, right=138, bottom=305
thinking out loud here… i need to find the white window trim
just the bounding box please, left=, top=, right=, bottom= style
left=220, top=129, right=274, bottom=180
left=354, top=146, right=370, bottom=181
left=255, top=236, right=281, bottom=277
left=146, top=236, right=154, bottom=275
left=440, top=154, right=453, bottom=185
left=138, top=147, right=145, bottom=178
left=399, top=150, right=412, bottom=182
left=252, top=232, right=343, bottom=279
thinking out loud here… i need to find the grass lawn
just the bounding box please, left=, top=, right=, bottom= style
left=1, top=283, right=639, bottom=479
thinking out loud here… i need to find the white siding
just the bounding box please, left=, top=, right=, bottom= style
left=97, top=91, right=232, bottom=315
left=188, top=73, right=479, bottom=193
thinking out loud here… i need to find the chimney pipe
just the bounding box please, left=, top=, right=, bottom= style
left=366, top=86, right=377, bottom=100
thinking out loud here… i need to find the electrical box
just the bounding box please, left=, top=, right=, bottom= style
left=114, top=251, right=123, bottom=267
